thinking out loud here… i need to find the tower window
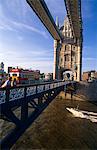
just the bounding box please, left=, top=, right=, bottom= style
left=65, top=26, right=67, bottom=30
left=64, top=55, right=69, bottom=61
left=60, top=58, right=63, bottom=65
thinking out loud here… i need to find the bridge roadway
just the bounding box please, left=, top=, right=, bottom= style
left=0, top=80, right=76, bottom=149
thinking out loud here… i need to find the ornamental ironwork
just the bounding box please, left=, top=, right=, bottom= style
left=37, top=85, right=44, bottom=93
left=9, top=88, right=24, bottom=101
left=0, top=90, right=6, bottom=104
left=26, top=86, right=36, bottom=96
left=45, top=84, right=50, bottom=91
left=50, top=83, right=54, bottom=89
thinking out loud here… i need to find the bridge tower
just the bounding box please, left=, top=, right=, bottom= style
left=53, top=17, right=82, bottom=81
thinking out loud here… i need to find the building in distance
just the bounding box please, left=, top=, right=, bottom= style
left=9, top=68, right=40, bottom=84
left=82, top=70, right=97, bottom=82
left=45, top=73, right=53, bottom=81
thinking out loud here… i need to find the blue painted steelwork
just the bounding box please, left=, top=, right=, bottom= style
left=0, top=81, right=75, bottom=149
left=26, top=0, right=63, bottom=41
left=64, top=0, right=82, bottom=38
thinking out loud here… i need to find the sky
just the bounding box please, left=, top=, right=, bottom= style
left=0, top=0, right=97, bottom=73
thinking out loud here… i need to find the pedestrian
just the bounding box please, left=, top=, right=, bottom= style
left=11, top=78, right=17, bottom=87
left=1, top=77, right=12, bottom=88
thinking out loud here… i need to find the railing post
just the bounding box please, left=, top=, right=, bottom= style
left=21, top=87, right=28, bottom=122
left=6, top=88, right=10, bottom=103
left=38, top=95, right=43, bottom=105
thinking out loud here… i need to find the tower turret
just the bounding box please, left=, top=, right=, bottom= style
left=56, top=16, right=59, bottom=28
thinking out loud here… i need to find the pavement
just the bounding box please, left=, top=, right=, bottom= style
left=11, top=92, right=97, bottom=150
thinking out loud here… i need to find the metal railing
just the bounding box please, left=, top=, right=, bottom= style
left=0, top=80, right=75, bottom=149
left=0, top=81, right=71, bottom=105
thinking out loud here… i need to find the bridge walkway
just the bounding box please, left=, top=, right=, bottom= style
left=0, top=81, right=76, bottom=149
left=11, top=92, right=97, bottom=149
left=1, top=90, right=97, bottom=149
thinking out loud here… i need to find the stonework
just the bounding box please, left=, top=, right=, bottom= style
left=53, top=17, right=82, bottom=81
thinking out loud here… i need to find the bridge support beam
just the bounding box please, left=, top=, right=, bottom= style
left=53, top=40, right=61, bottom=80
left=77, top=46, right=81, bottom=81
left=0, top=82, right=65, bottom=149
left=26, top=0, right=62, bottom=40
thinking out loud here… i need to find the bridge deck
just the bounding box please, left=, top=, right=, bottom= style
left=10, top=92, right=97, bottom=149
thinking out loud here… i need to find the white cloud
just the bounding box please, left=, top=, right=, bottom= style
left=4, top=60, right=53, bottom=73
left=12, top=21, right=48, bottom=38
left=0, top=2, right=48, bottom=39
left=0, top=47, right=54, bottom=73
left=2, top=0, right=28, bottom=20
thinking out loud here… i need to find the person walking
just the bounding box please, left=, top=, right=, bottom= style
left=1, top=77, right=12, bottom=88
left=11, top=78, right=17, bottom=87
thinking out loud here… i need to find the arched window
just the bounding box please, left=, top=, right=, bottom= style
left=68, top=32, right=70, bottom=37
left=60, top=58, right=63, bottom=64
left=73, top=46, right=75, bottom=50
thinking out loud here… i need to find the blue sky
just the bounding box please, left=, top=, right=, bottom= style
left=0, top=0, right=97, bottom=73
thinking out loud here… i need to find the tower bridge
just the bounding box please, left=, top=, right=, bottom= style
left=0, top=0, right=83, bottom=149
left=27, top=0, right=83, bottom=81
left=0, top=80, right=76, bottom=149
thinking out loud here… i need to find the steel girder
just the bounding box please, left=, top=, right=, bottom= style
left=26, top=0, right=63, bottom=41
left=64, top=0, right=82, bottom=39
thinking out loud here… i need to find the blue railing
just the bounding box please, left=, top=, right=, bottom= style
left=0, top=81, right=73, bottom=105
left=0, top=80, right=75, bottom=149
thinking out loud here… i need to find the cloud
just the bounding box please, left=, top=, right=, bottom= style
left=0, top=48, right=53, bottom=58
left=0, top=2, right=48, bottom=39
left=1, top=0, right=28, bottom=20
left=3, top=59, right=53, bottom=73
left=12, top=21, right=48, bottom=38
left=0, top=47, right=54, bottom=73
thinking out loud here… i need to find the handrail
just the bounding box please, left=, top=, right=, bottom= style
left=0, top=81, right=74, bottom=105
left=0, top=81, right=71, bottom=104
left=0, top=80, right=63, bottom=90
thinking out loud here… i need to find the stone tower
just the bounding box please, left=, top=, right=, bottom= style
left=53, top=17, right=82, bottom=81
